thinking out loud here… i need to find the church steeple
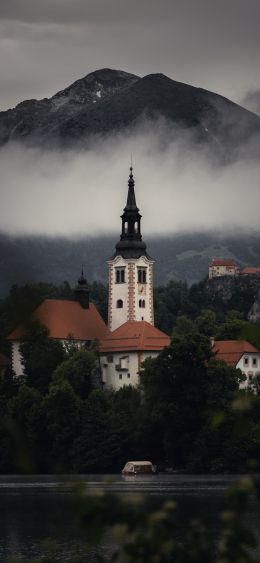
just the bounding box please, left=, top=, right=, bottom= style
left=108, top=166, right=154, bottom=331
left=114, top=167, right=149, bottom=259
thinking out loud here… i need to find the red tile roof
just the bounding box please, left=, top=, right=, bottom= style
left=100, top=321, right=170, bottom=353
left=209, top=259, right=238, bottom=267
left=212, top=340, right=259, bottom=366
left=240, top=267, right=260, bottom=275
left=7, top=299, right=108, bottom=342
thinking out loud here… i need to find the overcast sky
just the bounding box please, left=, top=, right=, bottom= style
left=1, top=0, right=260, bottom=110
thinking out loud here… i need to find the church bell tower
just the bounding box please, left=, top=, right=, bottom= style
left=108, top=167, right=154, bottom=331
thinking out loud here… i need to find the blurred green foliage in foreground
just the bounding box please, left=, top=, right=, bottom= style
left=5, top=396, right=260, bottom=563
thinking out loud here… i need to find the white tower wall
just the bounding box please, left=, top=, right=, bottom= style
left=108, top=255, right=154, bottom=331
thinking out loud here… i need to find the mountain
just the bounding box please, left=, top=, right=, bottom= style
left=1, top=231, right=260, bottom=297
left=1, top=68, right=260, bottom=155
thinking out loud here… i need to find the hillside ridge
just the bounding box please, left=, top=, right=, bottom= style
left=1, top=68, right=260, bottom=154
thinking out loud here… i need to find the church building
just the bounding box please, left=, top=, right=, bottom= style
left=7, top=271, right=108, bottom=376
left=7, top=166, right=170, bottom=387
left=100, top=167, right=170, bottom=389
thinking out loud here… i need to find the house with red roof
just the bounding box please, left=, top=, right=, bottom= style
left=209, top=259, right=240, bottom=279
left=7, top=271, right=108, bottom=377
left=212, top=339, right=260, bottom=388
left=240, top=267, right=260, bottom=276
left=100, top=321, right=170, bottom=390
left=209, top=259, right=260, bottom=280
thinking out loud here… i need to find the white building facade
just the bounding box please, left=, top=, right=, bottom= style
left=237, top=352, right=260, bottom=389
left=101, top=349, right=159, bottom=391
left=100, top=321, right=170, bottom=391
left=108, top=255, right=154, bottom=331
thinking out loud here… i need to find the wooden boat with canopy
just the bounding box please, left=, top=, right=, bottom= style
left=121, top=461, right=157, bottom=475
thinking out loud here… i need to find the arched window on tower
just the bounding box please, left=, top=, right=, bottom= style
left=124, top=222, right=128, bottom=234
left=134, top=221, right=138, bottom=233
left=139, top=299, right=146, bottom=308
left=117, top=299, right=123, bottom=309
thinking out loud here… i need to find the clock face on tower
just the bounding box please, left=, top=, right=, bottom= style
left=138, top=284, right=146, bottom=295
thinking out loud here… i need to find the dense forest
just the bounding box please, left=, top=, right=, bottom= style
left=0, top=279, right=259, bottom=474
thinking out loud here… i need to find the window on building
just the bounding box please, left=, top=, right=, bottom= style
left=115, top=357, right=129, bottom=371
left=119, top=374, right=122, bottom=380
left=244, top=357, right=249, bottom=366
left=116, top=268, right=125, bottom=283
left=139, top=299, right=146, bottom=308
left=116, top=299, right=123, bottom=309
left=252, top=357, right=258, bottom=367
left=127, top=373, right=130, bottom=378
left=124, top=222, right=128, bottom=234
left=134, top=221, right=138, bottom=233
left=107, top=355, right=114, bottom=363
left=138, top=267, right=147, bottom=283
left=118, top=356, right=129, bottom=370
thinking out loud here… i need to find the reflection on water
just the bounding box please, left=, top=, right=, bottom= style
left=0, top=474, right=259, bottom=561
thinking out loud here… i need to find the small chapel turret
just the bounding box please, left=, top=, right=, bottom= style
left=108, top=167, right=154, bottom=331
left=75, top=267, right=90, bottom=309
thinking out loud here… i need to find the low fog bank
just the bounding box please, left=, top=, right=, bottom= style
left=1, top=121, right=260, bottom=237
left=1, top=230, right=260, bottom=297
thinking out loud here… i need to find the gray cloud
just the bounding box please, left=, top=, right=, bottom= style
left=1, top=0, right=260, bottom=27
left=0, top=124, right=259, bottom=237
left=1, top=0, right=260, bottom=109
left=242, top=89, right=260, bottom=116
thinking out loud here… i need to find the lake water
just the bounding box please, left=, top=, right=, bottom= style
left=0, top=474, right=259, bottom=562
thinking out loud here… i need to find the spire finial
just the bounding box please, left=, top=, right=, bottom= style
left=78, top=264, right=87, bottom=286
left=128, top=163, right=134, bottom=186
left=129, top=154, right=134, bottom=178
